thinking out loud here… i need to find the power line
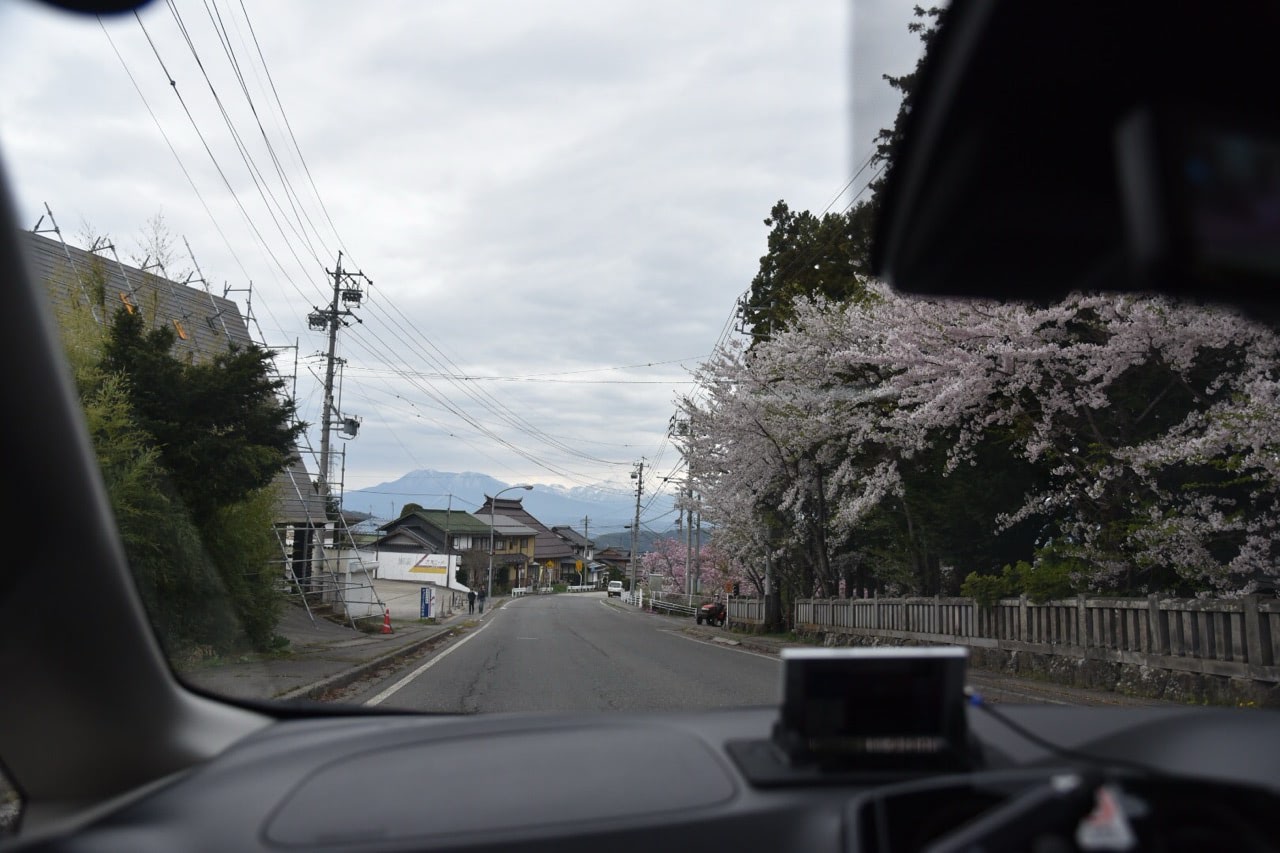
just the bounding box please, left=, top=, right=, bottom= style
left=338, top=322, right=628, bottom=489
left=358, top=299, right=631, bottom=469
left=162, top=0, right=328, bottom=289
left=201, top=0, right=331, bottom=266
left=341, top=366, right=693, bottom=385
left=235, top=0, right=353, bottom=263
left=111, top=7, right=663, bottom=490
left=131, top=9, right=324, bottom=320
left=99, top=16, right=301, bottom=348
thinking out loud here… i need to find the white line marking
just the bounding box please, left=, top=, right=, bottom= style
left=365, top=617, right=495, bottom=706
left=663, top=629, right=779, bottom=661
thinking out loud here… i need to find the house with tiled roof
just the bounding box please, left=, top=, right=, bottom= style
left=593, top=546, right=632, bottom=577
left=550, top=525, right=606, bottom=586
left=377, top=508, right=494, bottom=553
left=486, top=515, right=540, bottom=589
left=476, top=496, right=574, bottom=584
left=374, top=507, right=537, bottom=592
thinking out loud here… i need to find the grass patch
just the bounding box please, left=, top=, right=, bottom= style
left=173, top=643, right=295, bottom=672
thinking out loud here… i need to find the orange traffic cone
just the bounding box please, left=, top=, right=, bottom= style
left=380, top=607, right=393, bottom=634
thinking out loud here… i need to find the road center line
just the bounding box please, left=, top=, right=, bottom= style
left=365, top=616, right=497, bottom=706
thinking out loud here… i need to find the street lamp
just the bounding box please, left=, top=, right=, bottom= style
left=489, top=484, right=533, bottom=603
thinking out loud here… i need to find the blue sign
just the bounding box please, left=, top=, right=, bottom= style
left=420, top=587, right=432, bottom=618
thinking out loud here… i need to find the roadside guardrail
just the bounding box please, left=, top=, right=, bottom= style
left=648, top=598, right=698, bottom=617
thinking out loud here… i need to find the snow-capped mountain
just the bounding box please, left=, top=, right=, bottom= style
left=340, top=469, right=676, bottom=534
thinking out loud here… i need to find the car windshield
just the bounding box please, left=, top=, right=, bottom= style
left=0, top=0, right=1275, bottom=737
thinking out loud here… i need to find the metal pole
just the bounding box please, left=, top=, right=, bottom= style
left=629, top=460, right=644, bottom=597
left=444, top=494, right=452, bottom=588
left=314, top=255, right=342, bottom=593
left=685, top=483, right=693, bottom=603
left=487, top=485, right=533, bottom=605
left=317, top=253, right=342, bottom=502
left=582, top=515, right=590, bottom=588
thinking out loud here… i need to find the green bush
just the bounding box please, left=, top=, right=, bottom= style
left=1017, top=556, right=1077, bottom=603
left=960, top=571, right=1011, bottom=607
left=961, top=557, right=1078, bottom=606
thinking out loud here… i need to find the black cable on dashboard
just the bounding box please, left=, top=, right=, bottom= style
left=965, top=689, right=1169, bottom=779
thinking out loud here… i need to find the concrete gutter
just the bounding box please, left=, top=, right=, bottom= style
left=277, top=597, right=509, bottom=701
left=277, top=625, right=463, bottom=701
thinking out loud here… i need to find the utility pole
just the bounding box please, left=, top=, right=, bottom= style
left=311, top=252, right=369, bottom=512
left=686, top=483, right=694, bottom=600
left=669, top=404, right=696, bottom=601
left=305, top=253, right=368, bottom=601
left=629, top=460, right=644, bottom=595
left=444, top=494, right=453, bottom=585
left=581, top=515, right=590, bottom=586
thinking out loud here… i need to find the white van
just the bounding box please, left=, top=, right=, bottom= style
left=606, top=580, right=624, bottom=598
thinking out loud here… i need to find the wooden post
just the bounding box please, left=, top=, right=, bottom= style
left=1148, top=594, right=1169, bottom=656
left=1077, top=597, right=1089, bottom=651
left=1241, top=595, right=1268, bottom=666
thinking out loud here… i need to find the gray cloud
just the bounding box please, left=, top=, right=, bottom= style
left=0, top=0, right=924, bottom=496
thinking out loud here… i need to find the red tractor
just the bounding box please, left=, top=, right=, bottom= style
left=696, top=599, right=726, bottom=627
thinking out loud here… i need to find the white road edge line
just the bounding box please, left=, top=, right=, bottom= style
left=663, top=629, right=779, bottom=661
left=365, top=615, right=496, bottom=706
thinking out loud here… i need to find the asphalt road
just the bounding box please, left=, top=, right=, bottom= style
left=352, top=593, right=780, bottom=712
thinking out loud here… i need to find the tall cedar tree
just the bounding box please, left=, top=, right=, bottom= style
left=744, top=7, right=945, bottom=342
left=102, top=306, right=302, bottom=524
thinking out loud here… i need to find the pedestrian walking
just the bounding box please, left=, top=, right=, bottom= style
left=467, top=589, right=476, bottom=614
left=478, top=588, right=487, bottom=614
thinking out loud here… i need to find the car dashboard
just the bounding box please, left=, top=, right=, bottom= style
left=10, top=703, right=1280, bottom=853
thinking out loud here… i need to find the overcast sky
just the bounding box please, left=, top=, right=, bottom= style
left=0, top=0, right=925, bottom=508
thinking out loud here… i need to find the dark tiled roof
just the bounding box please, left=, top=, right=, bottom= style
left=477, top=496, right=574, bottom=561
left=23, top=230, right=327, bottom=525
left=374, top=527, right=438, bottom=551
left=489, top=516, right=539, bottom=537
left=25, top=230, right=255, bottom=355
left=381, top=509, right=493, bottom=536
left=550, top=526, right=591, bottom=548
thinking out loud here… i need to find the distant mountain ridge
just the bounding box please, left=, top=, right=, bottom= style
left=341, top=469, right=676, bottom=534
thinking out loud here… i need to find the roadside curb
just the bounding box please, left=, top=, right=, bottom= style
left=679, top=624, right=787, bottom=657
left=279, top=598, right=510, bottom=702
left=279, top=626, right=461, bottom=702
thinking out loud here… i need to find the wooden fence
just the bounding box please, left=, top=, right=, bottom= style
left=788, top=595, right=1280, bottom=683
left=727, top=597, right=765, bottom=623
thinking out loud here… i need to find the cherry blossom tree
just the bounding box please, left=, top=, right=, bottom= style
left=682, top=280, right=1280, bottom=599
left=639, top=537, right=754, bottom=597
